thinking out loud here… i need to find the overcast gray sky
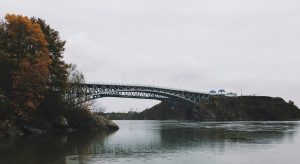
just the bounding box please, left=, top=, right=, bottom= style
left=2, top=0, right=300, bottom=112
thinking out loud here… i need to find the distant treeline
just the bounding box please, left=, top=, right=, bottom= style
left=103, top=111, right=141, bottom=120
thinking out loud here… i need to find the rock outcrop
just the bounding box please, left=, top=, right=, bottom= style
left=65, top=109, right=119, bottom=131
left=0, top=111, right=119, bottom=137
left=51, top=115, right=69, bottom=128
left=0, top=120, right=24, bottom=137
left=133, top=96, right=300, bottom=121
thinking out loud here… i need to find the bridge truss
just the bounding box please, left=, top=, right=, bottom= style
left=68, top=83, right=210, bottom=106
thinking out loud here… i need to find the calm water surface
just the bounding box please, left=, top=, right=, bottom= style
left=1, top=120, right=300, bottom=164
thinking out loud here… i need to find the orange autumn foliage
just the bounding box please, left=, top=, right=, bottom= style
left=4, top=14, right=49, bottom=56
left=1, top=14, right=52, bottom=118
left=13, top=54, right=51, bottom=111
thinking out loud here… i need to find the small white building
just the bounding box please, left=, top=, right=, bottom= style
left=226, top=92, right=237, bottom=97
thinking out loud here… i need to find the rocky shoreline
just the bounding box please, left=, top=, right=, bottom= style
left=0, top=113, right=119, bottom=137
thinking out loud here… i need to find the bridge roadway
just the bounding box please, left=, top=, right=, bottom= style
left=70, top=83, right=210, bottom=106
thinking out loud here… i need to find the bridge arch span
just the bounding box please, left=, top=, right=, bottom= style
left=70, top=83, right=210, bottom=106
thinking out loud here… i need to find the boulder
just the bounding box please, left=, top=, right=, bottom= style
left=6, top=127, right=24, bottom=136
left=65, top=109, right=119, bottom=131
left=92, top=115, right=107, bottom=127
left=92, top=115, right=119, bottom=130
left=0, top=119, right=24, bottom=136
left=51, top=115, right=68, bottom=128
left=22, top=125, right=43, bottom=135
left=106, top=119, right=119, bottom=130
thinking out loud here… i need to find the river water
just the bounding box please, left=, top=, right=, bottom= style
left=1, top=120, right=300, bottom=164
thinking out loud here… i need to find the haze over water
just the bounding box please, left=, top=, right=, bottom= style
left=1, top=120, right=300, bottom=164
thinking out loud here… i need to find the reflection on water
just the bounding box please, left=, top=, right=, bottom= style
left=1, top=121, right=300, bottom=164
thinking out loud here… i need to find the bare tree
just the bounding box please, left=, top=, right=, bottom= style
left=92, top=101, right=106, bottom=114
left=66, top=64, right=91, bottom=109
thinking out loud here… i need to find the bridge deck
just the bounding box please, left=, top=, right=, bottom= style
left=85, top=82, right=209, bottom=95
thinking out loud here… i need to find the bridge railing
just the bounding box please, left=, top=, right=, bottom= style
left=85, top=81, right=210, bottom=95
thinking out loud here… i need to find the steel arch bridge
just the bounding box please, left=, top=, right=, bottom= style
left=68, top=83, right=210, bottom=106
